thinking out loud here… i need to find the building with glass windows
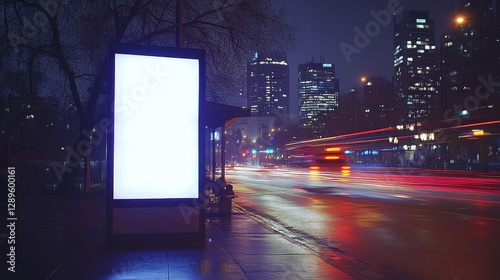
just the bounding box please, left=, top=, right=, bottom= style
left=444, top=0, right=500, bottom=113
left=247, top=51, right=289, bottom=117
left=298, top=61, right=340, bottom=138
left=393, top=10, right=439, bottom=124
left=360, top=75, right=397, bottom=130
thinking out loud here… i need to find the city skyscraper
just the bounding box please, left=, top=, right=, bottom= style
left=247, top=51, right=289, bottom=117
left=393, top=10, right=439, bottom=124
left=298, top=58, right=340, bottom=138
left=360, top=75, right=397, bottom=130
left=443, top=0, right=500, bottom=113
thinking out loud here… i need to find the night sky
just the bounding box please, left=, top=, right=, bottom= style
left=280, top=0, right=455, bottom=118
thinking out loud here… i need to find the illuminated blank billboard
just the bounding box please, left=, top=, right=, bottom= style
left=111, top=47, right=204, bottom=200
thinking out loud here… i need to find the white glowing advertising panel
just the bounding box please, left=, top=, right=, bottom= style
left=112, top=52, right=200, bottom=199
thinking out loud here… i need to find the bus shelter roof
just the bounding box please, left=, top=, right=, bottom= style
left=205, top=101, right=250, bottom=128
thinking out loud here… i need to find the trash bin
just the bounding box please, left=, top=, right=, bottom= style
left=220, top=184, right=237, bottom=216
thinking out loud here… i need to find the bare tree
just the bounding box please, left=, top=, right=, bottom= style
left=1, top=0, right=297, bottom=192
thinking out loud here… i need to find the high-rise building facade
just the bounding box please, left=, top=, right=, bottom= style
left=444, top=0, right=500, bottom=113
left=298, top=61, right=340, bottom=138
left=247, top=51, right=289, bottom=117
left=361, top=76, right=397, bottom=130
left=393, top=10, right=439, bottom=124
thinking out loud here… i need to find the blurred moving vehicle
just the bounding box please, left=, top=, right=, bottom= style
left=261, top=163, right=279, bottom=169
left=287, top=145, right=351, bottom=175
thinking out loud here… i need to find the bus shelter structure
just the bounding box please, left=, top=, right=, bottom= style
left=205, top=101, right=250, bottom=183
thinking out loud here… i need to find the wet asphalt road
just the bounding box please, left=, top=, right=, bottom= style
left=226, top=166, right=500, bottom=279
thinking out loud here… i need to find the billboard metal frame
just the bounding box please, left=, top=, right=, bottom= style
left=106, top=44, right=206, bottom=244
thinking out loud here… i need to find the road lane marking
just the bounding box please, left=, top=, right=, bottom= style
left=439, top=211, right=500, bottom=222
left=232, top=204, right=398, bottom=280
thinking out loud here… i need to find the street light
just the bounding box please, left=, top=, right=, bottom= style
left=440, top=16, right=465, bottom=115
left=439, top=16, right=465, bottom=169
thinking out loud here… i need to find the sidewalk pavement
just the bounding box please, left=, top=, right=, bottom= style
left=3, top=184, right=354, bottom=280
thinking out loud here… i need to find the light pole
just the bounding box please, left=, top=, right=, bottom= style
left=440, top=17, right=464, bottom=116
left=439, top=16, right=464, bottom=169
left=352, top=76, right=368, bottom=132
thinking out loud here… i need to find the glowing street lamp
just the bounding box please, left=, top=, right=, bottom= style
left=440, top=16, right=466, bottom=114
left=419, top=132, right=428, bottom=141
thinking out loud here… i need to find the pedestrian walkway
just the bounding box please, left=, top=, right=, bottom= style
left=4, top=185, right=354, bottom=280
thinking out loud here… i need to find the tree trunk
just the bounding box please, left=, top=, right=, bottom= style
left=57, top=166, right=79, bottom=193
left=56, top=128, right=93, bottom=193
